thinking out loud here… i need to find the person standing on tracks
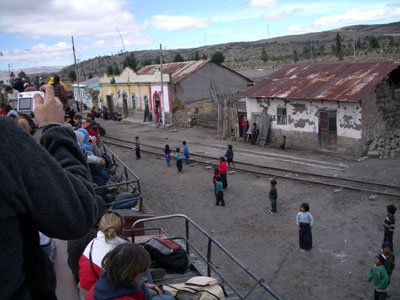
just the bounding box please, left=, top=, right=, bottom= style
left=176, top=147, right=183, bottom=172
left=269, top=180, right=278, bottom=214
left=134, top=136, right=141, bottom=159
left=183, top=141, right=190, bottom=165
left=296, top=203, right=313, bottom=250
left=250, top=123, right=259, bottom=145
left=224, top=144, right=234, bottom=167
left=219, top=157, right=228, bottom=189
left=0, top=85, right=99, bottom=300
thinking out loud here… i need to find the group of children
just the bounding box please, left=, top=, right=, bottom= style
left=163, top=141, right=190, bottom=173
left=368, top=204, right=397, bottom=299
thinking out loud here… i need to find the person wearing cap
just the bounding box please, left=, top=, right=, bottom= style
left=368, top=254, right=389, bottom=300
left=383, top=204, right=397, bottom=249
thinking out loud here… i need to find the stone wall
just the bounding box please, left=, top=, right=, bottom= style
left=172, top=101, right=217, bottom=128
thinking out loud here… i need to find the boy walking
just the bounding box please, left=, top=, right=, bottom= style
left=269, top=180, right=277, bottom=214
left=215, top=177, right=225, bottom=206
left=183, top=141, right=190, bottom=165
left=368, top=254, right=389, bottom=300
left=134, top=136, right=141, bottom=159
left=383, top=204, right=396, bottom=248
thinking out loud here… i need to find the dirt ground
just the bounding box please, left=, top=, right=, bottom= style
left=99, top=119, right=399, bottom=300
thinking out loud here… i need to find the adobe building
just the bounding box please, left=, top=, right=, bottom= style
left=99, top=60, right=252, bottom=123
left=240, top=61, right=400, bottom=155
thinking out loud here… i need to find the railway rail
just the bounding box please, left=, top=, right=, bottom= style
left=101, top=136, right=400, bottom=199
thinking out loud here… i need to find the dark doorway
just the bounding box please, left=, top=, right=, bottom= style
left=319, top=110, right=337, bottom=150
left=122, top=92, right=128, bottom=117
left=106, top=95, right=114, bottom=114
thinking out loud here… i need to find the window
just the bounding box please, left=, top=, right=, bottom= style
left=277, top=107, right=287, bottom=125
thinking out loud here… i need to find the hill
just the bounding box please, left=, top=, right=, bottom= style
left=58, top=21, right=400, bottom=81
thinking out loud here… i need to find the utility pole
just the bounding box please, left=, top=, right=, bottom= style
left=311, top=40, right=314, bottom=62
left=159, top=44, right=165, bottom=128
left=117, top=27, right=126, bottom=52
left=353, top=33, right=356, bottom=57
left=71, top=36, right=81, bottom=111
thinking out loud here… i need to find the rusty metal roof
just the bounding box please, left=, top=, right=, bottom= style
left=241, top=61, right=400, bottom=102
left=137, top=60, right=209, bottom=84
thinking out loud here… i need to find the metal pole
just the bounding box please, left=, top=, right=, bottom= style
left=71, top=36, right=81, bottom=111
left=160, top=44, right=165, bottom=127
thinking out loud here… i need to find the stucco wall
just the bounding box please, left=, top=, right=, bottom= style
left=175, top=63, right=251, bottom=105
left=245, top=97, right=363, bottom=154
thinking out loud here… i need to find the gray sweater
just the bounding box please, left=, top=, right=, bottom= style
left=0, top=116, right=99, bottom=299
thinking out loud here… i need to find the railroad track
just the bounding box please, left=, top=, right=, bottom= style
left=101, top=136, right=400, bottom=199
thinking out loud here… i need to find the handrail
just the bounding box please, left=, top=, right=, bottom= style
left=96, top=143, right=143, bottom=210
left=132, top=214, right=283, bottom=300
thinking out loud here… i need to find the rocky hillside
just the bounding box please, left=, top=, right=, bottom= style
left=59, top=21, right=400, bottom=81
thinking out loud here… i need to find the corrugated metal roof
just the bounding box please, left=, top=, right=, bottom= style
left=240, top=61, right=400, bottom=102
left=137, top=60, right=209, bottom=84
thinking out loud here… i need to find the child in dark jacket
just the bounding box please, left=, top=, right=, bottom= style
left=164, top=144, right=171, bottom=167
left=383, top=204, right=396, bottom=248
left=85, top=243, right=173, bottom=300
left=176, top=147, right=183, bottom=173
left=224, top=144, right=234, bottom=167
left=382, top=241, right=395, bottom=284
left=269, top=180, right=277, bottom=214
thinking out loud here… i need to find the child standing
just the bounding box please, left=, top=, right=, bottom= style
left=212, top=168, right=220, bottom=195
left=218, top=157, right=228, bottom=189
left=381, top=241, right=395, bottom=284
left=164, top=144, right=171, bottom=167
left=134, top=136, right=141, bottom=159
left=383, top=204, right=396, bottom=248
left=215, top=177, right=225, bottom=206
left=176, top=147, right=183, bottom=173
left=230, top=128, right=236, bottom=141
left=183, top=141, right=190, bottom=165
left=296, top=203, right=313, bottom=250
left=224, top=145, right=234, bottom=167
left=269, top=180, right=277, bottom=214
left=279, top=135, right=286, bottom=150
left=368, top=254, right=389, bottom=300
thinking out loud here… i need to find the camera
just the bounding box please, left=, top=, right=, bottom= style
left=17, top=91, right=45, bottom=114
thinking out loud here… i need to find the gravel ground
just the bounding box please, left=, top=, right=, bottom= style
left=99, top=119, right=400, bottom=300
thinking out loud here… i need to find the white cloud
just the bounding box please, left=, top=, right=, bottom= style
left=312, top=7, right=400, bottom=29
left=262, top=7, right=303, bottom=20
left=0, top=0, right=149, bottom=43
left=151, top=15, right=208, bottom=31
left=249, top=0, right=278, bottom=8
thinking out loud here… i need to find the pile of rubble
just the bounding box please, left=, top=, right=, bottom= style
left=172, top=110, right=195, bottom=128
left=172, top=101, right=217, bottom=128
left=368, top=129, right=400, bottom=159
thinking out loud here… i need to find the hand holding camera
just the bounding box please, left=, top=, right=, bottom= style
left=34, top=85, right=64, bottom=125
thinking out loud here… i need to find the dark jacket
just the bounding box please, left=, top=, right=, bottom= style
left=52, top=82, right=67, bottom=106
left=0, top=116, right=99, bottom=299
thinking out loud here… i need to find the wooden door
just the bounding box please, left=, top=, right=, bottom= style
left=106, top=95, right=114, bottom=114
left=319, top=110, right=337, bottom=150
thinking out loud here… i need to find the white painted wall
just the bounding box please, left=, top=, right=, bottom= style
left=151, top=84, right=170, bottom=113
left=244, top=97, right=362, bottom=139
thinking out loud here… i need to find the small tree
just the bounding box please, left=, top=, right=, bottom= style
left=369, top=36, right=380, bottom=49
left=107, top=65, right=114, bottom=75
left=123, top=53, right=138, bottom=71
left=202, top=53, right=207, bottom=60
left=68, top=70, right=76, bottom=81
left=388, top=36, right=395, bottom=47
left=174, top=53, right=184, bottom=62
left=192, top=51, right=200, bottom=61
left=142, top=59, right=152, bottom=66
left=18, top=71, right=27, bottom=79
left=211, top=51, right=225, bottom=64
left=302, top=46, right=311, bottom=59
left=293, top=50, right=298, bottom=63
left=335, top=33, right=343, bottom=59
left=114, top=65, right=121, bottom=75
left=153, top=56, right=161, bottom=64
left=88, top=72, right=93, bottom=79
left=260, top=48, right=269, bottom=63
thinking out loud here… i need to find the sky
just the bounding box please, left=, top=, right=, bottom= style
left=0, top=0, right=399, bottom=71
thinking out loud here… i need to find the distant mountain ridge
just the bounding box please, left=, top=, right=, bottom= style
left=22, top=22, right=400, bottom=80
left=0, top=66, right=63, bottom=76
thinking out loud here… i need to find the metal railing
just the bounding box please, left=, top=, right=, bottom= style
left=132, top=214, right=283, bottom=300
left=93, top=143, right=143, bottom=210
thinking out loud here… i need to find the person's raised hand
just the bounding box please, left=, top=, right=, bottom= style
left=34, top=85, right=64, bottom=125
